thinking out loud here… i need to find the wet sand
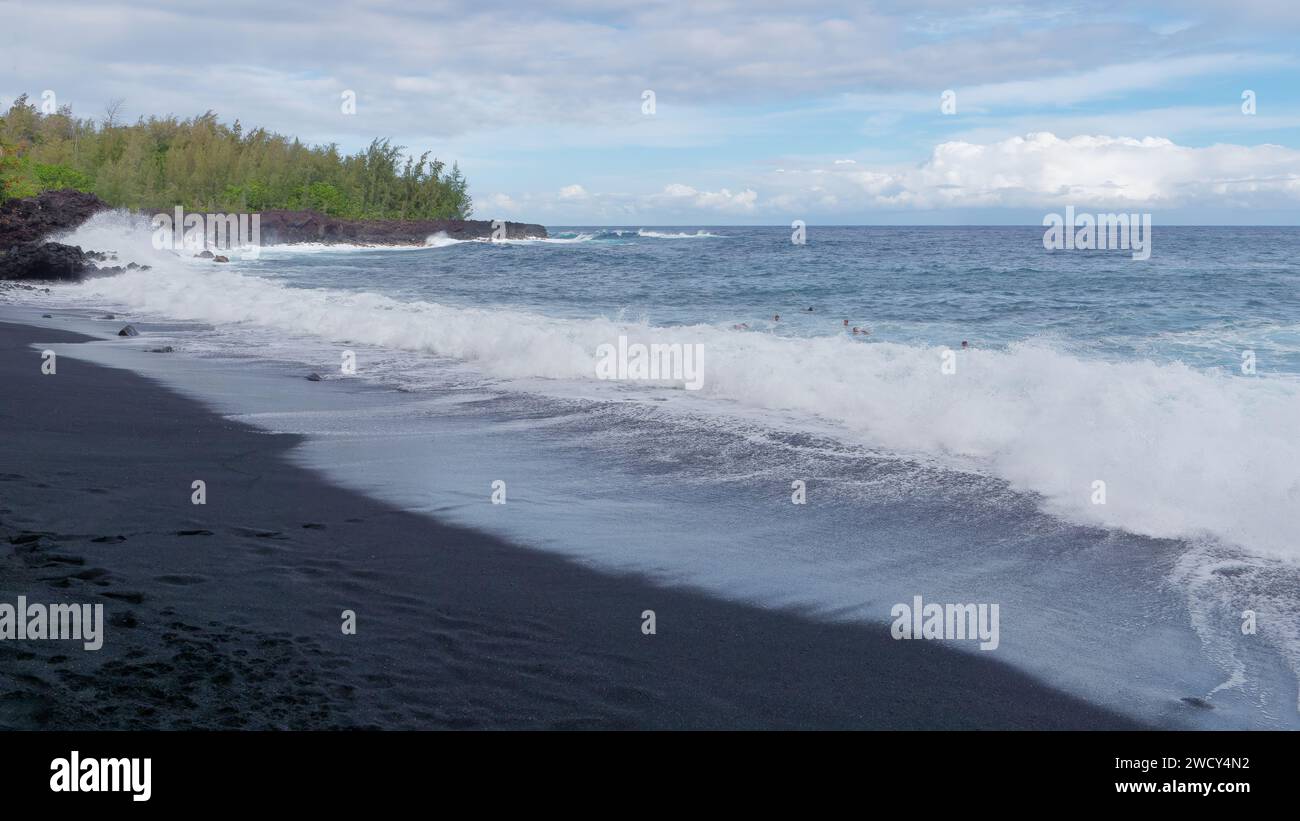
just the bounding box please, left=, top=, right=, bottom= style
left=0, top=320, right=1142, bottom=729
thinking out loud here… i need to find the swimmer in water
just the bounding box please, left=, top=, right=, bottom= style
left=774, top=314, right=780, bottom=322
left=961, top=340, right=969, bottom=349
left=843, top=319, right=849, bottom=327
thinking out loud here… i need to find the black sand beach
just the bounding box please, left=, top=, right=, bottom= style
left=0, top=320, right=1142, bottom=729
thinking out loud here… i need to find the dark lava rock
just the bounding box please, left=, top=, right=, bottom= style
left=0, top=242, right=93, bottom=281
left=41, top=313, right=52, bottom=318
left=147, top=346, right=175, bottom=353
left=0, top=190, right=109, bottom=251
left=256, top=209, right=547, bottom=246
left=196, top=250, right=214, bottom=259
left=305, top=372, right=323, bottom=381
left=213, top=255, right=229, bottom=262
left=101, top=313, right=116, bottom=319
left=118, top=325, right=140, bottom=337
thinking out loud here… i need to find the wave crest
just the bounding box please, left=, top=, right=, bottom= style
left=49, top=245, right=1300, bottom=562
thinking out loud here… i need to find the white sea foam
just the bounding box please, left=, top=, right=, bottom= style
left=530, top=232, right=596, bottom=243
left=423, top=232, right=465, bottom=248
left=49, top=210, right=454, bottom=257
left=41, top=217, right=1300, bottom=564
left=528, top=229, right=723, bottom=242
left=636, top=229, right=724, bottom=238
left=259, top=242, right=440, bottom=254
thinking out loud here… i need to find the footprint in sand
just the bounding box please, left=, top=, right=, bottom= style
left=9, top=532, right=52, bottom=545
left=154, top=574, right=208, bottom=586
left=100, top=591, right=146, bottom=604
left=234, top=528, right=289, bottom=540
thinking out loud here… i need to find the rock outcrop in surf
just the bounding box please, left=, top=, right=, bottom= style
left=0, top=241, right=95, bottom=281
left=0, top=189, right=111, bottom=281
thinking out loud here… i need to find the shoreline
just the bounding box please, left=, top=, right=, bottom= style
left=1, top=191, right=548, bottom=283
left=1, top=191, right=550, bottom=250
left=0, top=317, right=1146, bottom=729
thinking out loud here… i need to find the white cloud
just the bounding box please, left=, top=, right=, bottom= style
left=943, top=106, right=1300, bottom=149
left=8, top=0, right=1296, bottom=144
left=659, top=184, right=758, bottom=212
left=499, top=132, right=1300, bottom=221
left=765, top=133, right=1300, bottom=210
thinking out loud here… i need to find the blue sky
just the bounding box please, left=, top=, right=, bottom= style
left=3, top=0, right=1299, bottom=223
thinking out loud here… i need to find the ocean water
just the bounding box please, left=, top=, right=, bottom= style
left=9, top=213, right=1300, bottom=727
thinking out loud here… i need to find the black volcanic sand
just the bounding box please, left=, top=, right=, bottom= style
left=0, top=321, right=1144, bottom=729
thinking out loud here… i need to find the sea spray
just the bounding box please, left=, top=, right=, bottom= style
left=42, top=258, right=1300, bottom=562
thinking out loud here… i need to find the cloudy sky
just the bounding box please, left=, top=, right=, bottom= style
left=3, top=0, right=1299, bottom=224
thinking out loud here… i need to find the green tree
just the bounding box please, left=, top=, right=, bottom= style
left=0, top=98, right=474, bottom=219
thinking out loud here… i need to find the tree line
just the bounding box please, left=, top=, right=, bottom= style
left=0, top=96, right=473, bottom=220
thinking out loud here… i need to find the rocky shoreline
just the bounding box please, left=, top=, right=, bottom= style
left=0, top=190, right=113, bottom=282
left=254, top=209, right=546, bottom=244
left=0, top=189, right=110, bottom=252
left=0, top=189, right=547, bottom=281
